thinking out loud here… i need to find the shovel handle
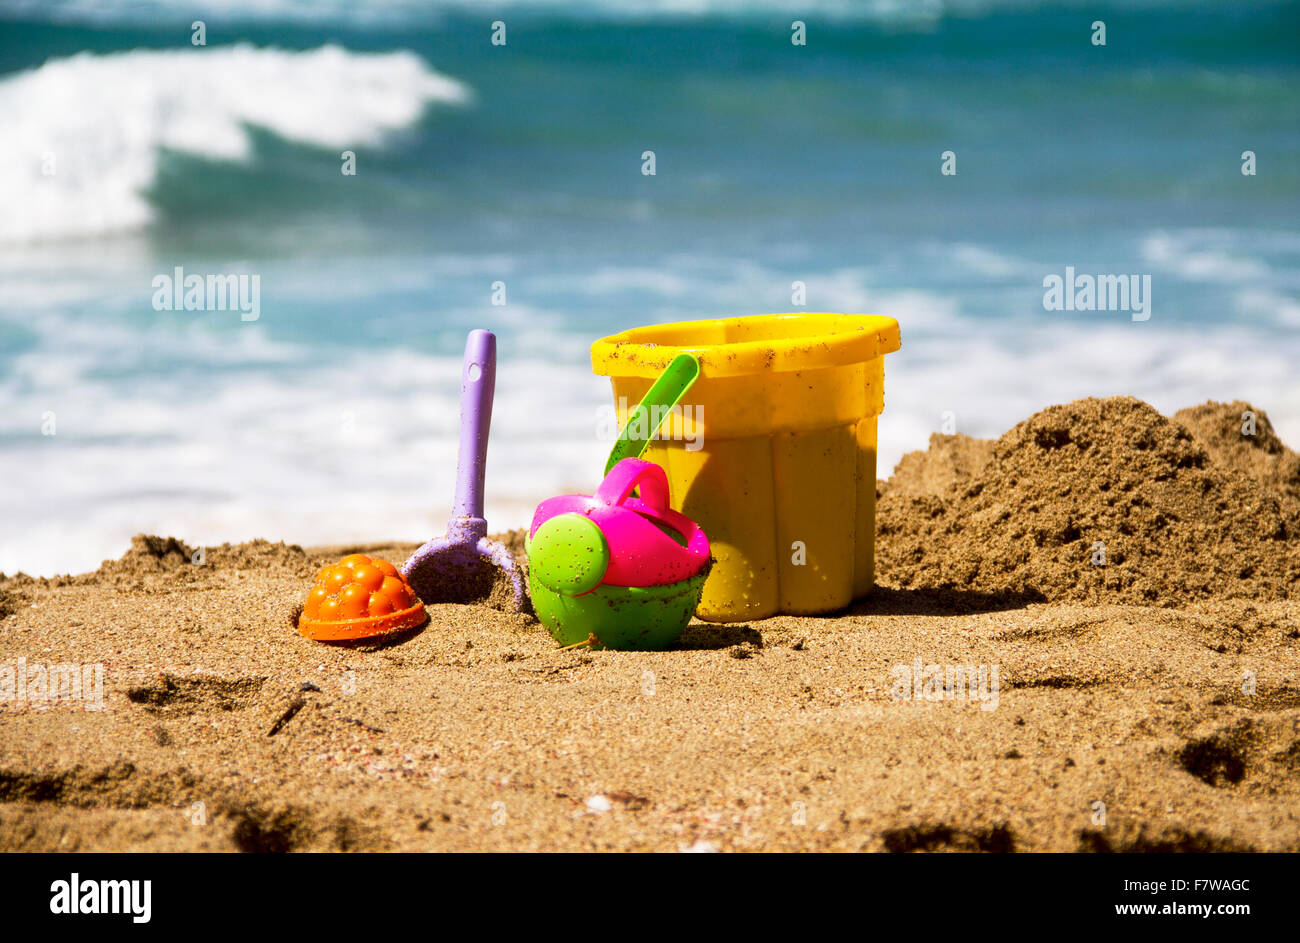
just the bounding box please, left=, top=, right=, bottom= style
left=452, top=329, right=496, bottom=520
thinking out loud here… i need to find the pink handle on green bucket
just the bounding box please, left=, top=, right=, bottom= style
left=529, top=458, right=710, bottom=589
left=592, top=456, right=670, bottom=513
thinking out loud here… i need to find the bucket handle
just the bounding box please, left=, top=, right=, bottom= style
left=593, top=458, right=670, bottom=513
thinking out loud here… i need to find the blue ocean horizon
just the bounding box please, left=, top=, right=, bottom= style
left=2, top=0, right=1298, bottom=575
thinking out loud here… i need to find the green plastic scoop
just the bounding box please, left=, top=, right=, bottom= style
left=604, top=353, right=700, bottom=476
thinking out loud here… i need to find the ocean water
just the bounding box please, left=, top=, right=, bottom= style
left=2, top=0, right=1298, bottom=576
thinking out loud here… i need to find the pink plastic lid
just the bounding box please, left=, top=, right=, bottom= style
left=529, top=459, right=710, bottom=588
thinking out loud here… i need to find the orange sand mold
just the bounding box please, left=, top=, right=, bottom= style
left=298, top=553, right=427, bottom=641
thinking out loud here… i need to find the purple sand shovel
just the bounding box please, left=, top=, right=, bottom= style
left=401, top=329, right=526, bottom=612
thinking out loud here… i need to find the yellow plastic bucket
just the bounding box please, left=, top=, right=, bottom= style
left=591, top=313, right=901, bottom=622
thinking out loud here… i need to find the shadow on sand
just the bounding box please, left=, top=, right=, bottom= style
left=846, top=585, right=1044, bottom=617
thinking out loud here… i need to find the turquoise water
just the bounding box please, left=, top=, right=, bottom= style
left=2, top=1, right=1298, bottom=575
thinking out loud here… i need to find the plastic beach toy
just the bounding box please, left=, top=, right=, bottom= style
left=526, top=458, right=711, bottom=650
left=402, top=330, right=526, bottom=611
left=299, top=553, right=428, bottom=641
left=591, top=313, right=900, bottom=622
left=603, top=352, right=699, bottom=475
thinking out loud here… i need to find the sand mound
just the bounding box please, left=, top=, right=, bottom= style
left=203, top=538, right=313, bottom=573
left=75, top=534, right=313, bottom=591
left=1173, top=400, right=1300, bottom=502
left=110, top=534, right=196, bottom=572
left=877, top=396, right=1300, bottom=605
left=0, top=587, right=21, bottom=619
left=878, top=432, right=996, bottom=500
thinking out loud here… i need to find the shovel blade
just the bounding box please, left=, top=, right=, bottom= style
left=402, top=536, right=526, bottom=612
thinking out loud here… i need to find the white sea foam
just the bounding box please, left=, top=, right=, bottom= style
left=1141, top=231, right=1271, bottom=283
left=1235, top=288, right=1300, bottom=328
left=944, top=243, right=1035, bottom=279
left=0, top=355, right=608, bottom=577
left=0, top=44, right=469, bottom=243
left=0, top=290, right=610, bottom=576
left=556, top=259, right=964, bottom=334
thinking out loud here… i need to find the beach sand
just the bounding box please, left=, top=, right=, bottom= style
left=1, top=398, right=1297, bottom=852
